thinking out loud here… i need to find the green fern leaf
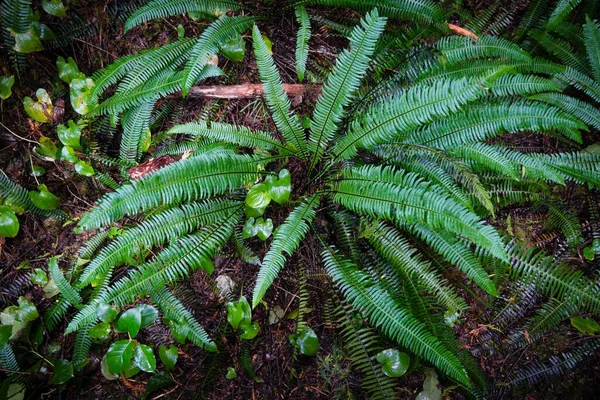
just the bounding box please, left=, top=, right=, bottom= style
left=120, top=101, right=154, bottom=163
left=583, top=16, right=600, bottom=83
left=546, top=0, right=582, bottom=30
left=49, top=257, right=82, bottom=306
left=294, top=6, right=310, bottom=82
left=0, top=170, right=66, bottom=220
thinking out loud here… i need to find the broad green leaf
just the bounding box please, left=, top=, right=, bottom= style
left=15, top=296, right=39, bottom=322
left=60, top=145, right=78, bottom=163
left=265, top=169, right=291, bottom=204
left=220, top=35, right=245, bottom=62
left=5, top=383, right=25, bottom=400
left=9, top=28, right=43, bottom=53
left=375, top=349, right=410, bottom=378
left=256, top=218, right=273, bottom=241
left=43, top=279, right=59, bottom=299
left=89, top=322, right=111, bottom=340
left=31, top=165, right=46, bottom=177
left=245, top=183, right=271, bottom=209
left=35, top=137, right=59, bottom=160
left=30, top=268, right=48, bottom=286
left=74, top=160, right=95, bottom=176
left=70, top=75, right=97, bottom=115
left=56, top=57, right=79, bottom=83
left=226, top=296, right=252, bottom=329
left=101, top=354, right=119, bottom=380
left=142, top=373, right=173, bottom=400
left=97, top=303, right=118, bottom=323
left=158, top=344, right=178, bottom=370
left=42, top=0, right=67, bottom=17
left=137, top=304, right=158, bottom=328
left=169, top=320, right=189, bottom=344
left=583, top=246, right=595, bottom=260
left=57, top=120, right=82, bottom=149
left=416, top=368, right=441, bottom=400
left=29, top=184, right=60, bottom=210
left=571, top=316, right=600, bottom=335
left=0, top=75, right=14, bottom=100
left=244, top=204, right=266, bottom=218
left=24, top=89, right=53, bottom=122
left=0, top=325, right=12, bottom=346
left=30, top=21, right=56, bottom=40
left=134, top=344, right=156, bottom=373
left=261, top=34, right=273, bottom=54
left=240, top=321, right=260, bottom=340
left=50, top=359, right=74, bottom=384
left=242, top=217, right=259, bottom=239
left=123, top=360, right=141, bottom=378
left=106, top=339, right=135, bottom=374
left=226, top=367, right=237, bottom=379
left=115, top=308, right=142, bottom=337
left=0, top=206, right=19, bottom=238
left=289, top=327, right=318, bottom=356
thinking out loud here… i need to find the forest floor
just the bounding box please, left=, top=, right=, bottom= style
left=1, top=1, right=600, bottom=399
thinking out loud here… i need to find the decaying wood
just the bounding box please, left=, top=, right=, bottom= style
left=175, top=83, right=321, bottom=100
left=448, top=23, right=478, bottom=40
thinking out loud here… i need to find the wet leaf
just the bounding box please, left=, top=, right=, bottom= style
left=245, top=183, right=271, bottom=209
left=56, top=56, right=79, bottom=83
left=35, top=137, right=59, bottom=160
left=289, top=327, right=319, bottom=356
left=240, top=321, right=260, bottom=340
left=24, top=89, right=53, bottom=122
left=106, top=339, right=135, bottom=374
left=70, top=75, right=97, bottom=115
left=137, top=304, right=158, bottom=328
left=571, top=316, right=600, bottom=335
left=0, top=75, right=14, bottom=100
left=225, top=367, right=237, bottom=379
left=261, top=34, right=273, bottom=54
left=0, top=206, right=19, bottom=238
left=583, top=246, right=595, bottom=260
left=97, top=303, right=118, bottom=323
left=31, top=165, right=46, bottom=177
left=57, top=120, right=82, bottom=148
left=158, top=344, right=178, bottom=371
left=29, top=184, right=60, bottom=210
left=264, top=169, right=291, bottom=204
left=244, top=204, right=266, bottom=218
left=416, top=367, right=441, bottom=400
left=242, top=217, right=258, bottom=238
left=9, top=27, right=43, bottom=53
left=42, top=0, right=67, bottom=17
left=115, top=308, right=142, bottom=337
left=50, top=359, right=73, bottom=385
left=60, top=145, right=79, bottom=163
left=101, top=355, right=118, bottom=380
left=375, top=349, right=410, bottom=378
left=134, top=344, right=156, bottom=373
left=30, top=268, right=48, bottom=286
left=220, top=35, right=245, bottom=62
left=89, top=322, right=111, bottom=340
left=226, top=296, right=252, bottom=330
left=74, top=160, right=95, bottom=176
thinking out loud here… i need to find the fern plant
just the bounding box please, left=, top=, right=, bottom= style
left=56, top=7, right=600, bottom=395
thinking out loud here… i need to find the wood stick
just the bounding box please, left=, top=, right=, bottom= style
left=182, top=83, right=321, bottom=99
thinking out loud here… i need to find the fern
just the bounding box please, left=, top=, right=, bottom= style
left=584, top=16, right=600, bottom=83
left=546, top=0, right=582, bottom=31
left=0, top=171, right=66, bottom=221
left=120, top=101, right=154, bottom=163
left=124, top=0, right=242, bottom=32
left=48, top=258, right=82, bottom=306
left=295, top=5, right=311, bottom=83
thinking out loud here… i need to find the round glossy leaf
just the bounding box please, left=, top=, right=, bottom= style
left=60, top=145, right=79, bottom=163
left=15, top=296, right=39, bottom=322
left=29, top=184, right=60, bottom=210
left=583, top=246, right=595, bottom=260
left=134, top=344, right=156, bottom=373
left=375, top=349, right=410, bottom=378
left=56, top=56, right=79, bottom=83
left=70, top=75, right=97, bottom=115
left=242, top=217, right=258, bottom=239
left=97, top=303, right=118, bottom=323
left=57, top=120, right=82, bottom=149
left=226, top=296, right=252, bottom=330
left=256, top=218, right=273, bottom=241
left=30, top=268, right=48, bottom=286
left=10, top=27, right=43, bottom=53
left=240, top=321, right=260, bottom=340
left=101, top=355, right=119, bottom=380
left=50, top=359, right=73, bottom=385
left=244, top=204, right=266, bottom=218
left=169, top=321, right=189, bottom=344
left=42, top=0, right=67, bottom=17
left=31, top=165, right=46, bottom=177
left=290, top=327, right=319, bottom=356
left=74, top=160, right=95, bottom=176
left=30, top=21, right=56, bottom=40
left=245, top=183, right=271, bottom=209
left=225, top=367, right=237, bottom=379
left=158, top=344, right=178, bottom=371
left=0, top=206, right=19, bottom=238
left=123, top=360, right=141, bottom=378
left=265, top=169, right=291, bottom=204
left=0, top=75, right=14, bottom=100
left=115, top=308, right=142, bottom=337
left=136, top=304, right=158, bottom=328
left=106, top=340, right=135, bottom=374
left=220, top=35, right=245, bottom=62
left=35, top=137, right=59, bottom=160
left=571, top=316, right=600, bottom=335
left=89, top=322, right=111, bottom=340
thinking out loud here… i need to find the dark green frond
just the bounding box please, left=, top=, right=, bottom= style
left=0, top=171, right=66, bottom=221
left=584, top=16, right=600, bottom=83
left=530, top=30, right=587, bottom=72
left=121, top=101, right=154, bottom=163
left=529, top=92, right=600, bottom=130
left=437, top=35, right=532, bottom=64
left=252, top=195, right=319, bottom=307
left=49, top=258, right=82, bottom=306
left=308, top=9, right=387, bottom=165
left=252, top=24, right=310, bottom=160
left=544, top=203, right=583, bottom=248
left=295, top=6, right=310, bottom=83
left=321, top=246, right=471, bottom=386
left=489, top=74, right=562, bottom=96
left=557, top=66, right=600, bottom=102
left=124, top=0, right=242, bottom=32
left=78, top=153, right=259, bottom=230
left=546, top=0, right=582, bottom=31
left=532, top=151, right=600, bottom=187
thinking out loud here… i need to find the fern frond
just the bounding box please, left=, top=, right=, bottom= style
left=489, top=74, right=562, bottom=96
left=507, top=242, right=600, bottom=314
left=557, top=66, right=600, bottom=102
left=513, top=0, right=550, bottom=42
left=151, top=287, right=217, bottom=351
left=0, top=343, right=19, bottom=374
left=252, top=24, right=310, bottom=160
left=332, top=74, right=504, bottom=160
left=182, top=16, right=255, bottom=96
left=78, top=153, right=258, bottom=230
left=124, top=0, right=242, bottom=32
left=168, top=120, right=289, bottom=153
left=321, top=246, right=470, bottom=386
left=584, top=16, right=600, bottom=83
left=332, top=165, right=507, bottom=260
left=544, top=203, right=583, bottom=248
left=307, top=9, right=386, bottom=165
left=77, top=199, right=242, bottom=287
left=365, top=221, right=469, bottom=312
left=72, top=327, right=92, bottom=370
left=295, top=6, right=310, bottom=83
left=121, top=101, right=154, bottom=163
left=252, top=195, right=319, bottom=307
left=408, top=223, right=497, bottom=296
left=408, top=100, right=586, bottom=150
left=531, top=151, right=600, bottom=187
left=529, top=92, right=600, bottom=130
left=437, top=35, right=532, bottom=64
left=0, top=171, right=66, bottom=221
left=546, top=0, right=582, bottom=31
left=530, top=30, right=587, bottom=72
left=231, top=228, right=260, bottom=265
left=44, top=297, right=72, bottom=331
left=49, top=258, right=82, bottom=306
